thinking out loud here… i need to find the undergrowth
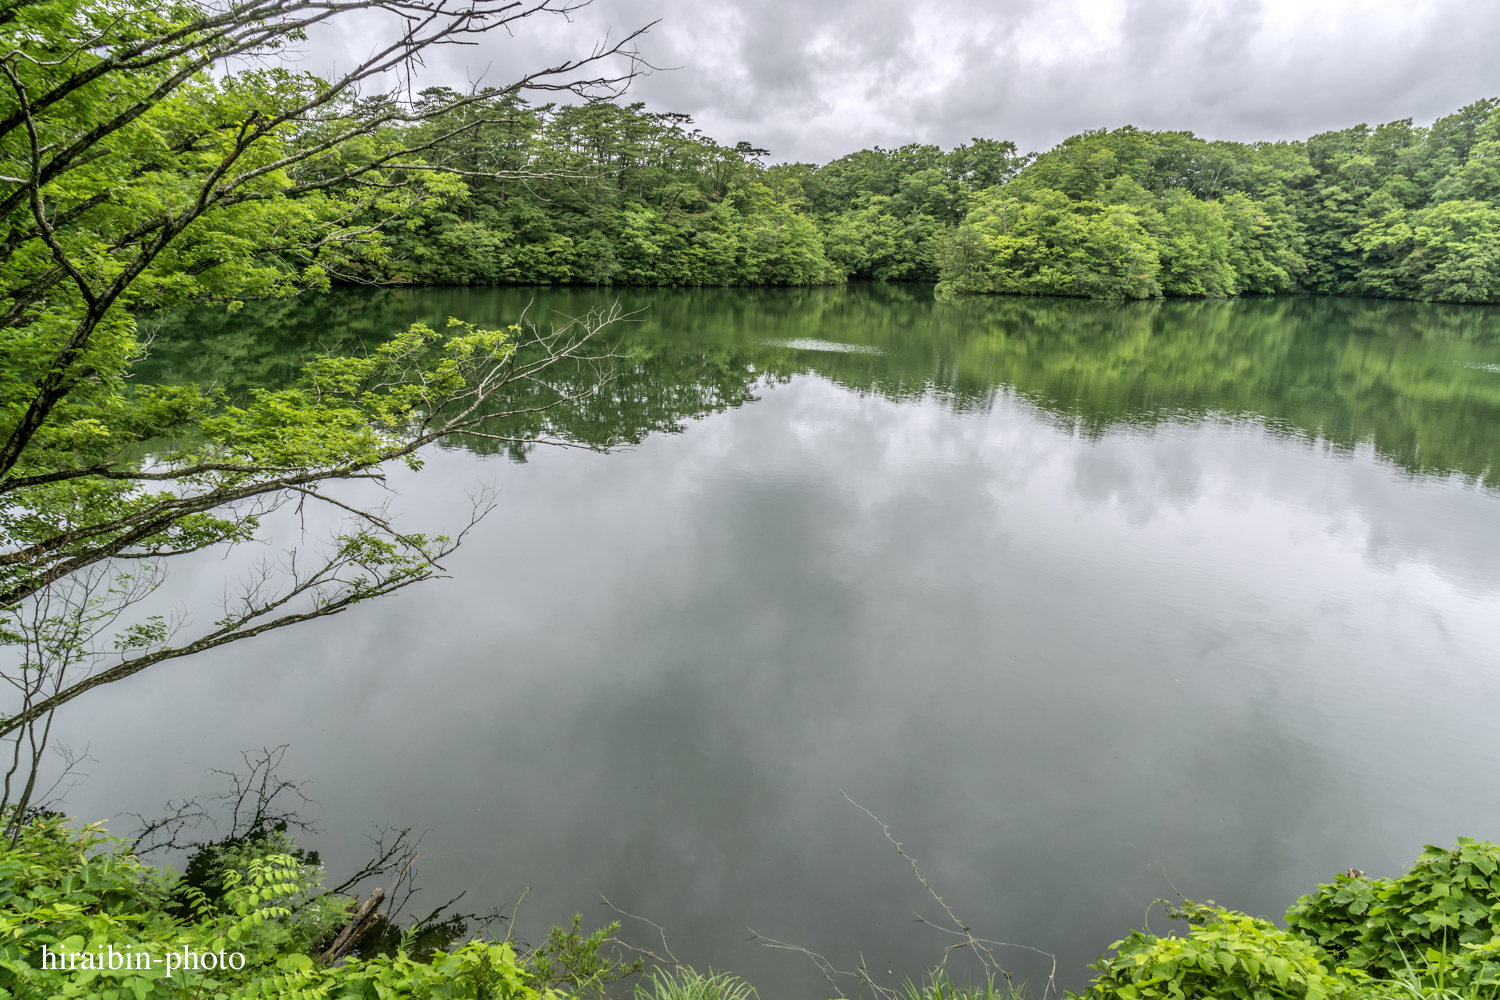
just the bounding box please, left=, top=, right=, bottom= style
left=0, top=814, right=636, bottom=999
left=1073, top=839, right=1500, bottom=1000
left=3, top=812, right=1498, bottom=1000
left=634, top=966, right=759, bottom=1000
left=901, top=970, right=1028, bottom=1000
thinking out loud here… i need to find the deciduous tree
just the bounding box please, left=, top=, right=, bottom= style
left=0, top=0, right=646, bottom=833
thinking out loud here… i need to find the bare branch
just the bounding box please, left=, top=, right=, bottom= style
left=600, top=896, right=682, bottom=969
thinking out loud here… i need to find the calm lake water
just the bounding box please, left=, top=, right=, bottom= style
left=68, top=285, right=1500, bottom=996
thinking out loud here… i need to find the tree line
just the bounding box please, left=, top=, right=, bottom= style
left=372, top=95, right=1500, bottom=303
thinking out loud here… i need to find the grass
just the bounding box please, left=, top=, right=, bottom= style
left=901, top=970, right=1029, bottom=1000
left=634, top=967, right=760, bottom=1000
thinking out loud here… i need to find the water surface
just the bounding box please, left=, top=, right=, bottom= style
left=71, top=286, right=1500, bottom=996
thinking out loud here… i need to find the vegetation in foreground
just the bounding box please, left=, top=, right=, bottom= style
left=1078, top=837, right=1500, bottom=1000
left=0, top=813, right=643, bottom=999
left=0, top=813, right=1497, bottom=1000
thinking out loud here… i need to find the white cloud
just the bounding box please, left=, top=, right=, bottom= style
left=303, top=0, right=1500, bottom=161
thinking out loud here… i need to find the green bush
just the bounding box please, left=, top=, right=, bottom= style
left=0, top=815, right=623, bottom=999
left=1286, top=839, right=1500, bottom=988
left=1075, top=841, right=1500, bottom=1000
left=1072, top=903, right=1344, bottom=1000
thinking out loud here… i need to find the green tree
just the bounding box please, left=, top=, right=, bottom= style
left=0, top=0, right=644, bottom=831
left=940, top=187, right=1162, bottom=299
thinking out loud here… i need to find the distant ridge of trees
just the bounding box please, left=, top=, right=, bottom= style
left=370, top=96, right=1500, bottom=303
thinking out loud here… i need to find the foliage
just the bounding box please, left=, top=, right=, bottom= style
left=7, top=816, right=1500, bottom=1000
left=934, top=128, right=1303, bottom=299
left=1075, top=841, right=1500, bottom=1000
left=931, top=104, right=1500, bottom=302
left=1073, top=904, right=1345, bottom=1000
left=375, top=93, right=1500, bottom=302
left=0, top=0, right=632, bottom=835
left=529, top=915, right=643, bottom=998
left=900, top=970, right=1026, bottom=1000
left=938, top=186, right=1163, bottom=299
left=633, top=966, right=759, bottom=1000
left=180, top=825, right=319, bottom=903
left=369, top=97, right=843, bottom=288
left=0, top=814, right=626, bottom=999
left=1286, top=840, right=1500, bottom=987
left=0, top=313, right=560, bottom=802
left=14, top=0, right=1486, bottom=308
left=803, top=140, right=1025, bottom=282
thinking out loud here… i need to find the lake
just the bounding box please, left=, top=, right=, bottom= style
left=65, top=284, right=1500, bottom=996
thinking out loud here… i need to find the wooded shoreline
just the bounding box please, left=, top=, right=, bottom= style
left=356, top=97, right=1500, bottom=305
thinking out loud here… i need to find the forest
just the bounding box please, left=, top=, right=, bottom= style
left=370, top=94, right=1500, bottom=303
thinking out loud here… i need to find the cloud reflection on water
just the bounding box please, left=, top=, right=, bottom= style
left=58, top=371, right=1500, bottom=996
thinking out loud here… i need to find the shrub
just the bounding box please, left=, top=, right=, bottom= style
left=1072, top=903, right=1345, bottom=1000
left=1286, top=839, right=1500, bottom=989
left=0, top=815, right=621, bottom=1000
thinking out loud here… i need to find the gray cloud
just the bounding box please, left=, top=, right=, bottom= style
left=316, top=0, right=1500, bottom=162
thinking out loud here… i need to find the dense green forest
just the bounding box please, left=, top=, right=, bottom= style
left=370, top=95, right=1023, bottom=288
left=371, top=95, right=1500, bottom=303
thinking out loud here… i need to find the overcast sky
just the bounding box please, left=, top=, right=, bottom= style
left=327, top=0, right=1500, bottom=163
